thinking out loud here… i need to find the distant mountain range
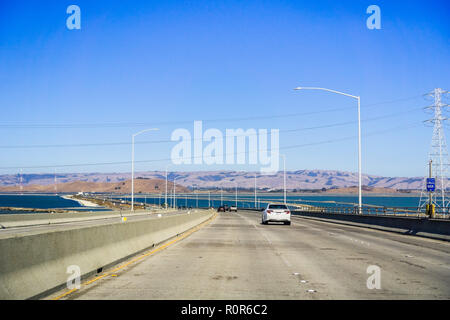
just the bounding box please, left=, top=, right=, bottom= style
left=0, top=178, right=189, bottom=194
left=0, top=170, right=431, bottom=192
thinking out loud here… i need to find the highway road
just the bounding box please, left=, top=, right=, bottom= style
left=50, top=210, right=450, bottom=300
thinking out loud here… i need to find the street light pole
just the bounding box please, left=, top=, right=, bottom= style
left=131, top=128, right=159, bottom=211
left=193, top=184, right=198, bottom=208
left=173, top=177, right=176, bottom=209
left=281, top=154, right=286, bottom=204
left=254, top=173, right=257, bottom=208
left=235, top=182, right=238, bottom=208
left=165, top=166, right=169, bottom=209
left=294, top=86, right=362, bottom=214
left=357, top=95, right=362, bottom=213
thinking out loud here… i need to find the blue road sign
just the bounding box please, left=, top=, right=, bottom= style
left=426, top=178, right=435, bottom=192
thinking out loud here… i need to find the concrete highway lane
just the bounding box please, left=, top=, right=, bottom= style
left=54, top=210, right=450, bottom=300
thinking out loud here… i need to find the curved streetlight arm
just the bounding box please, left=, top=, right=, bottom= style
left=294, top=87, right=359, bottom=100
left=132, top=127, right=160, bottom=138
left=294, top=86, right=362, bottom=213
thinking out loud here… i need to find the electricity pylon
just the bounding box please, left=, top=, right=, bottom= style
left=418, top=88, right=450, bottom=213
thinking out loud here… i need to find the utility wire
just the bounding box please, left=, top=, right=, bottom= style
left=0, top=122, right=421, bottom=170
left=0, top=94, right=422, bottom=129
left=0, top=106, right=424, bottom=149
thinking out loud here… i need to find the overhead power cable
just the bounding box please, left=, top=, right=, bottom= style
left=0, top=122, right=421, bottom=170
left=0, top=106, right=424, bottom=150
left=0, top=94, right=423, bottom=129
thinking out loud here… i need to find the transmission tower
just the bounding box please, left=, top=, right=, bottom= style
left=418, top=88, right=450, bottom=212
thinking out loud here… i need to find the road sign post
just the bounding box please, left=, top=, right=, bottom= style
left=426, top=160, right=436, bottom=218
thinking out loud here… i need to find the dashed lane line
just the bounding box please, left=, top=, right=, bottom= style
left=51, top=211, right=217, bottom=300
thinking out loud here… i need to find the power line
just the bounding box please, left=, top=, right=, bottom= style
left=0, top=107, right=349, bottom=129
left=0, top=106, right=423, bottom=149
left=0, top=122, right=420, bottom=170
left=0, top=94, right=422, bottom=129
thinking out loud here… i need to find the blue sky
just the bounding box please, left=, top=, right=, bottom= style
left=0, top=0, right=449, bottom=177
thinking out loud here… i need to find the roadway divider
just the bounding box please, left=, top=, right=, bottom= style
left=292, top=211, right=450, bottom=241
left=0, top=209, right=214, bottom=300
left=0, top=209, right=176, bottom=229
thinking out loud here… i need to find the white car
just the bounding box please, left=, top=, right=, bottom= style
left=262, top=203, right=291, bottom=225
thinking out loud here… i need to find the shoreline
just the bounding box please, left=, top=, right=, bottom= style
left=61, top=195, right=100, bottom=207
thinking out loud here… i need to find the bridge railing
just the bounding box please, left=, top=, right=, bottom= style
left=293, top=205, right=450, bottom=220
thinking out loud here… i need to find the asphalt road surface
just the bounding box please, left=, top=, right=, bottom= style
left=52, top=210, right=450, bottom=300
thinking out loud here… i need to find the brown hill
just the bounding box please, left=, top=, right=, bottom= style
left=0, top=178, right=189, bottom=194
left=0, top=170, right=430, bottom=190
left=325, top=186, right=399, bottom=194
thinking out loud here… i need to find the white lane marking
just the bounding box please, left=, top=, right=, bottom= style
left=237, top=211, right=292, bottom=268
left=343, top=236, right=371, bottom=247
left=259, top=227, right=273, bottom=245
left=292, top=216, right=373, bottom=247
left=279, top=253, right=293, bottom=268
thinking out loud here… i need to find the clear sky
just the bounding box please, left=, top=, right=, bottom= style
left=0, top=0, right=449, bottom=177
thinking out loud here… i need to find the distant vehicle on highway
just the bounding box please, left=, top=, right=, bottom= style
left=218, top=205, right=233, bottom=212
left=262, top=203, right=291, bottom=225
left=230, top=205, right=237, bottom=212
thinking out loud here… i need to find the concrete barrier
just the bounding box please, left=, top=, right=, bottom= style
left=0, top=210, right=214, bottom=300
left=293, top=211, right=450, bottom=241
left=0, top=209, right=176, bottom=229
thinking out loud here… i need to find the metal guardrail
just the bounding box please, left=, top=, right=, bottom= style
left=295, top=205, right=450, bottom=219
left=86, top=194, right=450, bottom=220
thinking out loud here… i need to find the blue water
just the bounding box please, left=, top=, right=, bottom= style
left=0, top=194, right=109, bottom=214
left=0, top=193, right=422, bottom=215
left=0, top=194, right=82, bottom=209
left=114, top=193, right=421, bottom=209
